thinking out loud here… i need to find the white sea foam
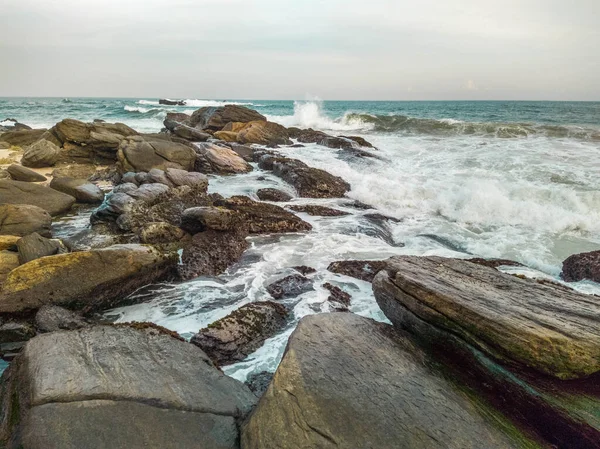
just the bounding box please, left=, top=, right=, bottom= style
left=137, top=100, right=160, bottom=106
left=124, top=105, right=155, bottom=113
left=0, top=120, right=16, bottom=127
left=268, top=99, right=374, bottom=132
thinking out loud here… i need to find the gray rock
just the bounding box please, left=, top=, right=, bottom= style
left=0, top=320, right=35, bottom=344
left=120, top=171, right=139, bottom=185
left=266, top=274, right=313, bottom=299
left=194, top=142, right=253, bottom=174
left=180, top=206, right=236, bottom=233
left=256, top=188, right=292, bottom=202
left=0, top=128, right=46, bottom=147
left=0, top=179, right=75, bottom=216
left=50, top=177, right=105, bottom=204
left=118, top=136, right=196, bottom=172
left=165, top=168, right=208, bottom=189
left=241, top=313, right=541, bottom=449
left=0, top=204, right=52, bottom=237
left=327, top=259, right=388, bottom=282
left=16, top=232, right=66, bottom=264
left=0, top=325, right=257, bottom=448
left=21, top=139, right=61, bottom=168
left=128, top=183, right=170, bottom=202
left=146, top=168, right=175, bottom=187
left=6, top=164, right=46, bottom=182
left=35, top=305, right=88, bottom=332
left=191, top=301, right=288, bottom=366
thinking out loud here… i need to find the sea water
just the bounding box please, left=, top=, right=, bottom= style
left=2, top=97, right=599, bottom=380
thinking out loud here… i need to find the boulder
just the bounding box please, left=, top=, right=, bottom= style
left=561, top=250, right=600, bottom=283
left=323, top=282, right=351, bottom=308
left=167, top=122, right=211, bottom=142
left=51, top=163, right=100, bottom=180
left=216, top=196, right=312, bottom=234
left=327, top=259, right=387, bottom=282
left=21, top=139, right=61, bottom=168
left=54, top=119, right=138, bottom=154
left=292, top=265, right=316, bottom=275
left=6, top=165, right=46, bottom=182
left=0, top=236, right=19, bottom=251
left=0, top=180, right=75, bottom=216
left=0, top=320, right=35, bottom=344
left=165, top=168, right=208, bottom=189
left=0, top=204, right=52, bottom=237
left=256, top=188, right=292, bottom=202
left=0, top=325, right=257, bottom=448
left=266, top=274, right=313, bottom=299
left=159, top=98, right=186, bottom=106
left=190, top=105, right=267, bottom=131
left=16, top=232, right=66, bottom=264
left=49, top=177, right=105, bottom=203
left=118, top=136, right=196, bottom=172
left=34, top=305, right=88, bottom=333
left=0, top=244, right=177, bottom=314
left=258, top=155, right=350, bottom=198
left=194, top=142, right=253, bottom=174
left=139, top=222, right=188, bottom=244
left=241, top=313, right=542, bottom=449
left=180, top=206, right=236, bottom=234
left=0, top=128, right=46, bottom=147
left=0, top=251, right=19, bottom=283
left=288, top=204, right=349, bottom=216
left=220, top=121, right=291, bottom=146
left=178, top=227, right=249, bottom=280
left=373, top=256, right=600, bottom=380
left=191, top=301, right=288, bottom=366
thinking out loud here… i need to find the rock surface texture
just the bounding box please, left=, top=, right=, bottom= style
left=562, top=250, right=600, bottom=283
left=0, top=180, right=75, bottom=216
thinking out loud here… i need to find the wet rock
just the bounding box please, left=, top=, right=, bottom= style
left=35, top=305, right=89, bottom=332
left=288, top=204, right=349, bottom=216
left=62, top=223, right=134, bottom=252
left=50, top=177, right=105, bottom=203
left=561, top=249, right=600, bottom=283
left=292, top=265, right=316, bottom=275
left=327, top=259, right=387, bottom=282
left=363, top=212, right=402, bottom=223
left=0, top=320, right=35, bottom=344
left=21, top=138, right=61, bottom=167
left=0, top=204, right=52, bottom=237
left=258, top=155, right=350, bottom=198
left=242, top=313, right=540, bottom=449
left=139, top=222, right=188, bottom=244
left=6, top=164, right=46, bottom=182
left=266, top=274, right=313, bottom=299
left=191, top=301, right=288, bottom=366
left=374, top=256, right=600, bottom=380
left=178, top=227, right=249, bottom=280
left=0, top=179, right=75, bottom=216
left=288, top=127, right=373, bottom=150
left=217, top=195, right=312, bottom=234
left=16, top=232, right=66, bottom=264
left=256, top=188, right=292, bottom=202
left=0, top=244, right=177, bottom=314
left=466, top=257, right=524, bottom=269
left=0, top=128, right=47, bottom=147
left=121, top=171, right=139, bottom=185
left=118, top=135, right=196, bottom=172
left=194, top=142, right=253, bottom=174
left=323, top=282, right=351, bottom=308
left=180, top=206, right=236, bottom=233
left=245, top=371, right=274, bottom=398
left=159, top=98, right=186, bottom=106
left=339, top=135, right=375, bottom=148
left=0, top=325, right=257, bottom=448
left=190, top=105, right=267, bottom=131
left=146, top=168, right=175, bottom=187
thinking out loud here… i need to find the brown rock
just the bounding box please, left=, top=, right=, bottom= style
left=6, top=164, right=46, bottom=182
left=190, top=105, right=267, bottom=131
left=561, top=250, right=600, bottom=283
left=288, top=204, right=349, bottom=216
left=0, top=179, right=75, bottom=216
left=21, top=139, right=61, bottom=168
left=256, top=188, right=292, bottom=202
left=327, top=260, right=387, bottom=282
left=0, top=204, right=52, bottom=237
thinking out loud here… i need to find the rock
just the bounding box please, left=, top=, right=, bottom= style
left=288, top=204, right=349, bottom=216
left=0, top=251, right=20, bottom=283
left=467, top=257, right=524, bottom=269
left=51, top=163, right=100, bottom=180
left=0, top=244, right=177, bottom=314
left=190, top=105, right=267, bottom=131
left=222, top=121, right=291, bottom=146
left=178, top=227, right=249, bottom=280
left=373, top=256, right=600, bottom=380
left=0, top=325, right=257, bottom=448
left=128, top=183, right=170, bottom=202
left=0, top=128, right=46, bottom=147
left=165, top=167, right=208, bottom=189
left=194, top=142, right=253, bottom=174
left=561, top=250, right=600, bottom=283
left=0, top=170, right=10, bottom=179
left=228, top=143, right=255, bottom=162
left=62, top=223, right=133, bottom=252
left=245, top=371, right=274, bottom=398
left=256, top=188, right=292, bottom=202
left=49, top=177, right=105, bottom=203
left=266, top=274, right=313, bottom=299
left=217, top=196, right=312, bottom=234
left=168, top=123, right=211, bottom=142
left=258, top=155, right=350, bottom=198
left=6, top=165, right=46, bottom=182
left=21, top=139, right=61, bottom=167
left=191, top=301, right=288, bottom=366
left=0, top=204, right=52, bottom=237
left=0, top=180, right=75, bottom=216
left=292, top=265, right=316, bottom=275
left=241, top=313, right=541, bottom=449
left=159, top=98, right=186, bottom=106
left=139, top=222, right=187, bottom=244
left=327, top=259, right=387, bottom=282
left=0, top=320, right=35, bottom=344
left=164, top=112, right=191, bottom=125
left=338, top=135, right=375, bottom=148
left=180, top=206, right=236, bottom=233
left=289, top=127, right=365, bottom=149
left=35, top=305, right=88, bottom=332
left=323, top=282, right=351, bottom=307
left=54, top=119, right=138, bottom=157
left=91, top=191, right=137, bottom=222
left=118, top=136, right=196, bottom=172
left=0, top=236, right=19, bottom=251
left=146, top=168, right=175, bottom=187
left=16, top=232, right=66, bottom=264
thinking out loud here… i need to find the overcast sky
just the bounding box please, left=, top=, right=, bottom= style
left=1, top=0, right=598, bottom=100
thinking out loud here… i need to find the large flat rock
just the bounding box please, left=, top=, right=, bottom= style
left=373, top=256, right=600, bottom=380
left=241, top=313, right=544, bottom=449
left=0, top=179, right=75, bottom=216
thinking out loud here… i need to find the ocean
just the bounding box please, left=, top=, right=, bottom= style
left=2, top=97, right=600, bottom=380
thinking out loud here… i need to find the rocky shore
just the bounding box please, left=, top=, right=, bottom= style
left=0, top=105, right=598, bottom=448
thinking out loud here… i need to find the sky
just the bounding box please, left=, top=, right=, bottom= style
left=0, top=0, right=598, bottom=100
